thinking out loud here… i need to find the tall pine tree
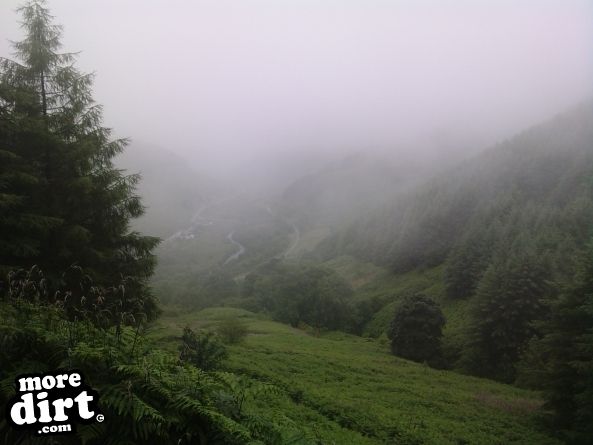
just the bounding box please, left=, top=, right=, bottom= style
left=0, top=1, right=159, bottom=316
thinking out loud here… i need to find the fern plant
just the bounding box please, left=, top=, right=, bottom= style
left=1, top=266, right=305, bottom=444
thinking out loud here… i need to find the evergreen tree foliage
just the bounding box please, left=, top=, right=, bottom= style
left=0, top=1, right=159, bottom=317
left=316, top=103, right=593, bottom=278
left=461, top=249, right=551, bottom=382
left=443, top=215, right=503, bottom=299
left=387, top=294, right=445, bottom=367
left=530, top=242, right=593, bottom=444
left=444, top=234, right=490, bottom=300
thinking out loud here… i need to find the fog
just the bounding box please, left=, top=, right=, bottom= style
left=1, top=0, right=592, bottom=187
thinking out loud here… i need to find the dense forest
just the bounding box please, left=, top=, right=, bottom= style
left=316, top=104, right=593, bottom=273
left=1, top=1, right=592, bottom=444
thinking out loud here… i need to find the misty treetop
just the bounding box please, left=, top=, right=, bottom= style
left=0, top=0, right=159, bottom=314
left=315, top=103, right=593, bottom=278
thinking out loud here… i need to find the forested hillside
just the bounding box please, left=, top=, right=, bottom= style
left=316, top=103, right=593, bottom=276
left=307, top=104, right=593, bottom=441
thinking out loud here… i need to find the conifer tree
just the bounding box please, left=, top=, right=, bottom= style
left=0, top=1, right=159, bottom=316
left=461, top=250, right=550, bottom=382
left=535, top=243, right=593, bottom=444
left=444, top=233, right=490, bottom=299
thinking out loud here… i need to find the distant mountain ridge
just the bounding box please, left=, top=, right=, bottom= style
left=275, top=153, right=430, bottom=232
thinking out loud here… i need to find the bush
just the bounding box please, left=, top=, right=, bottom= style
left=179, top=326, right=228, bottom=370
left=217, top=317, right=249, bottom=344
left=387, top=294, right=445, bottom=367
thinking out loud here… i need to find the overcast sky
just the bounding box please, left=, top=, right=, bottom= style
left=1, top=0, right=592, bottom=175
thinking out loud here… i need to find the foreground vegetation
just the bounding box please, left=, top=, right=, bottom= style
left=151, top=307, right=561, bottom=445
left=0, top=269, right=320, bottom=444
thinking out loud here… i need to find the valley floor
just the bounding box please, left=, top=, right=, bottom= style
left=150, top=307, right=560, bottom=445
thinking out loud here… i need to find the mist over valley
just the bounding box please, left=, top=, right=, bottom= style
left=1, top=1, right=593, bottom=443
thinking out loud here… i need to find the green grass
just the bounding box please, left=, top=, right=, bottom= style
left=150, top=307, right=560, bottom=445
left=322, top=255, right=472, bottom=360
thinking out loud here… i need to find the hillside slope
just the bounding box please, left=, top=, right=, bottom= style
left=151, top=307, right=560, bottom=445
left=316, top=103, right=593, bottom=277
left=307, top=103, right=593, bottom=370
